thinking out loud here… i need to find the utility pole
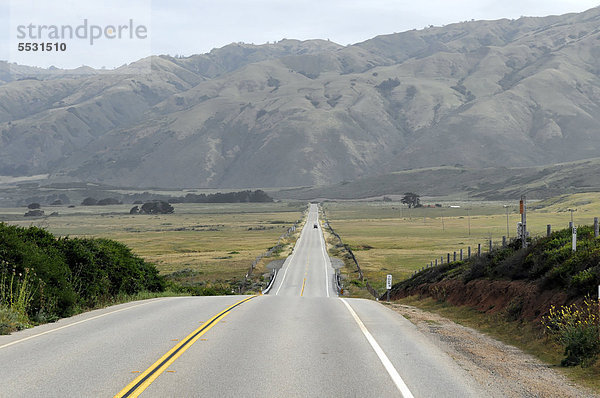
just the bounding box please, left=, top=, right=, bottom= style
left=467, top=208, right=471, bottom=236
left=504, top=205, right=510, bottom=238
left=441, top=208, right=445, bottom=231
left=520, top=195, right=527, bottom=248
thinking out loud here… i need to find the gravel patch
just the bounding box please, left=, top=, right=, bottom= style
left=387, top=303, right=598, bottom=398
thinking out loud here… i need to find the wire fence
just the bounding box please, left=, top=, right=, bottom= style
left=320, top=207, right=380, bottom=299
left=415, top=217, right=600, bottom=276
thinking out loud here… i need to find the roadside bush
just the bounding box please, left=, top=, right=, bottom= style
left=462, top=257, right=488, bottom=283
left=0, top=305, right=28, bottom=334
left=543, top=298, right=600, bottom=367
left=491, top=248, right=531, bottom=280
left=0, top=223, right=165, bottom=330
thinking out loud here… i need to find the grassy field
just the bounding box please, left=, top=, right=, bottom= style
left=0, top=202, right=306, bottom=284
left=323, top=192, right=600, bottom=294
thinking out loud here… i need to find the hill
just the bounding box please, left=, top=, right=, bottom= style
left=275, top=157, right=600, bottom=200
left=1, top=8, right=600, bottom=188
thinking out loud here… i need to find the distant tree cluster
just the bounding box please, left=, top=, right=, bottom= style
left=24, top=210, right=44, bottom=217
left=168, top=190, right=273, bottom=204
left=376, top=78, right=401, bottom=96
left=130, top=201, right=174, bottom=215
left=19, top=194, right=70, bottom=207
left=81, top=197, right=122, bottom=206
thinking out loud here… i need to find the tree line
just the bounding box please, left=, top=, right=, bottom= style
left=168, top=190, right=273, bottom=204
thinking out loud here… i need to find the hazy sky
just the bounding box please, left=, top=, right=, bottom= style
left=1, top=0, right=599, bottom=69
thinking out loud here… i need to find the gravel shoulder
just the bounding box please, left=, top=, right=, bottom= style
left=386, top=303, right=598, bottom=398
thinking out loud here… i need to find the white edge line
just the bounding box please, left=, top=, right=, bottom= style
left=340, top=298, right=415, bottom=398
left=274, top=249, right=295, bottom=295
left=0, top=298, right=163, bottom=350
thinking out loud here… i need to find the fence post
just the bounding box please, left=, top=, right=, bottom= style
left=447, top=253, right=451, bottom=263
left=441, top=257, right=443, bottom=264
left=435, top=259, right=438, bottom=266
left=460, top=249, right=463, bottom=261
left=547, top=224, right=552, bottom=237
left=468, top=246, right=471, bottom=258
left=489, top=239, right=493, bottom=252
left=502, top=236, right=506, bottom=247
left=478, top=243, right=481, bottom=256
left=595, top=218, right=599, bottom=238
left=453, top=251, right=456, bottom=262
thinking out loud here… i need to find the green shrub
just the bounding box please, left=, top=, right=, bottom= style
left=0, top=223, right=165, bottom=326
left=0, top=305, right=31, bottom=335
left=463, top=257, right=488, bottom=282
left=543, top=298, right=600, bottom=367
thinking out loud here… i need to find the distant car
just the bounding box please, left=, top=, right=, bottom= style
left=313, top=223, right=318, bottom=229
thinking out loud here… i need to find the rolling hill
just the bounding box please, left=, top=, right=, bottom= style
left=1, top=7, right=600, bottom=189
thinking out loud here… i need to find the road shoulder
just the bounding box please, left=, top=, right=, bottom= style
left=386, top=303, right=598, bottom=398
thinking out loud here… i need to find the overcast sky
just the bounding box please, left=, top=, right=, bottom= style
left=1, top=0, right=599, bottom=69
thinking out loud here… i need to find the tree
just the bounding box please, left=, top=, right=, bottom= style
left=81, top=197, right=97, bottom=206
left=139, top=201, right=174, bottom=214
left=401, top=192, right=421, bottom=208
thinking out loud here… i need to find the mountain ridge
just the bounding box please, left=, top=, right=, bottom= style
left=1, top=7, right=600, bottom=188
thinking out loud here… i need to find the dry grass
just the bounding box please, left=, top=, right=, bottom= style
left=323, top=194, right=600, bottom=292
left=1, top=202, right=306, bottom=282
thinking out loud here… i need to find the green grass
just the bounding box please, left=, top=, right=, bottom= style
left=395, top=296, right=600, bottom=393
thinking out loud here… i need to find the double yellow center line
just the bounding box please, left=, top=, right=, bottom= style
left=300, top=258, right=309, bottom=296
left=114, top=295, right=257, bottom=398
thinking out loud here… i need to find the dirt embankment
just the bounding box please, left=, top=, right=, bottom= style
left=392, top=279, right=570, bottom=322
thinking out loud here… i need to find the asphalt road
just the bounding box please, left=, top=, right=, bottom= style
left=0, top=204, right=488, bottom=397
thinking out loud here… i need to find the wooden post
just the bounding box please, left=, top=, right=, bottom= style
left=460, top=249, right=463, bottom=261
left=441, top=257, right=443, bottom=265
left=520, top=195, right=527, bottom=248
left=453, top=251, right=456, bottom=262
left=547, top=224, right=551, bottom=237
left=478, top=243, right=481, bottom=256
left=502, top=236, right=506, bottom=247
left=468, top=246, right=471, bottom=258
left=447, top=253, right=451, bottom=264
left=489, top=239, right=493, bottom=252
left=435, top=259, right=438, bottom=266
left=595, top=218, right=599, bottom=238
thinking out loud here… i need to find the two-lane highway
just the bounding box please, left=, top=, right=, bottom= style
left=0, top=204, right=490, bottom=397
left=272, top=204, right=335, bottom=297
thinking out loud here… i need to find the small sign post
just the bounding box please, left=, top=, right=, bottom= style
left=572, top=227, right=577, bottom=252
left=386, top=274, right=392, bottom=302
